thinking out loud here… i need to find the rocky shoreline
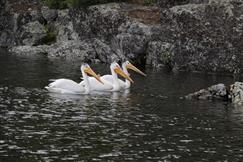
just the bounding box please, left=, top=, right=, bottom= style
left=0, top=0, right=243, bottom=75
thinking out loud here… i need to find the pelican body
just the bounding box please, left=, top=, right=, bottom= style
left=45, top=64, right=102, bottom=94
left=80, top=62, right=133, bottom=92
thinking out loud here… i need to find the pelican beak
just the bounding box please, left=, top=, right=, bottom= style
left=84, top=67, right=103, bottom=84
left=127, top=63, right=146, bottom=76
left=114, top=67, right=134, bottom=83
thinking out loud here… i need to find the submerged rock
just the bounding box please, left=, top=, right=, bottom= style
left=184, top=83, right=229, bottom=101
left=183, top=81, right=243, bottom=105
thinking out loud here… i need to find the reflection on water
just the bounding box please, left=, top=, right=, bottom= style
left=0, top=49, right=243, bottom=161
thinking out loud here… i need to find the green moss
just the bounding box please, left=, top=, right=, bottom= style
left=160, top=51, right=172, bottom=65
left=42, top=25, right=56, bottom=45
left=144, top=0, right=156, bottom=5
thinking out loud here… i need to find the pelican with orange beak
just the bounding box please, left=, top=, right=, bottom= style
left=102, top=61, right=146, bottom=89
left=80, top=62, right=134, bottom=92
left=45, top=64, right=103, bottom=94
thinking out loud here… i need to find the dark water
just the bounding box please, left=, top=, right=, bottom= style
left=0, top=49, right=243, bottom=161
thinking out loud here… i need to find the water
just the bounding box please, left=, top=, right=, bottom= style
left=1, top=48, right=243, bottom=161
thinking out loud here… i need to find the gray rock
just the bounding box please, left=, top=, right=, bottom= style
left=116, top=21, right=152, bottom=59
left=92, top=39, right=113, bottom=63
left=22, top=21, right=47, bottom=45
left=41, top=6, right=58, bottom=23
left=158, top=0, right=243, bottom=73
left=230, top=82, right=243, bottom=105
left=146, top=41, right=174, bottom=68
left=54, top=9, right=80, bottom=42
left=47, top=40, right=96, bottom=61
left=184, top=83, right=228, bottom=100
left=9, top=40, right=97, bottom=62
left=87, top=3, right=125, bottom=42
left=10, top=45, right=49, bottom=55
left=0, top=0, right=15, bottom=46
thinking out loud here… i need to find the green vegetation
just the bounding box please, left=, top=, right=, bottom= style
left=144, top=0, right=156, bottom=5
left=41, top=0, right=127, bottom=9
left=42, top=25, right=56, bottom=45
left=41, top=0, right=69, bottom=9
left=160, top=51, right=172, bottom=65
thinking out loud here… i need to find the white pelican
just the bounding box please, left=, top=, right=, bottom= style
left=45, top=64, right=102, bottom=94
left=102, top=61, right=146, bottom=89
left=80, top=62, right=133, bottom=92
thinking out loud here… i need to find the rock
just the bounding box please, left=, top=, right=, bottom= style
left=184, top=83, right=229, bottom=100
left=71, top=3, right=155, bottom=63
left=116, top=21, right=152, bottom=60
left=21, top=21, right=47, bottom=45
left=41, top=6, right=58, bottom=23
left=0, top=0, right=6, bottom=17
left=146, top=41, right=174, bottom=68
left=230, top=82, right=243, bottom=105
left=47, top=40, right=96, bottom=61
left=0, top=0, right=45, bottom=46
left=9, top=45, right=49, bottom=55
left=157, top=0, right=243, bottom=73
left=9, top=40, right=97, bottom=61
left=92, top=39, right=113, bottom=63
left=54, top=9, right=80, bottom=42
left=87, top=3, right=126, bottom=42
left=0, top=0, right=15, bottom=46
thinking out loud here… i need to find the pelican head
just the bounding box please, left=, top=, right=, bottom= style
left=111, top=62, right=134, bottom=83
left=123, top=61, right=146, bottom=76
left=81, top=64, right=103, bottom=84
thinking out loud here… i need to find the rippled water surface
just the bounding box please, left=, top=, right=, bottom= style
left=1, top=49, right=243, bottom=161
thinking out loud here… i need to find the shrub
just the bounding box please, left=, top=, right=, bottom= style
left=144, top=0, right=156, bottom=5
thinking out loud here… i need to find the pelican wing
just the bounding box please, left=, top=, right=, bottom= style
left=102, top=75, right=126, bottom=89
left=46, top=79, right=85, bottom=94
left=80, top=75, right=113, bottom=91
left=101, top=75, right=113, bottom=83
left=88, top=76, right=113, bottom=91
left=118, top=79, right=126, bottom=89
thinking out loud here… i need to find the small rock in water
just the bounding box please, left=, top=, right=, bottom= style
left=184, top=83, right=229, bottom=101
